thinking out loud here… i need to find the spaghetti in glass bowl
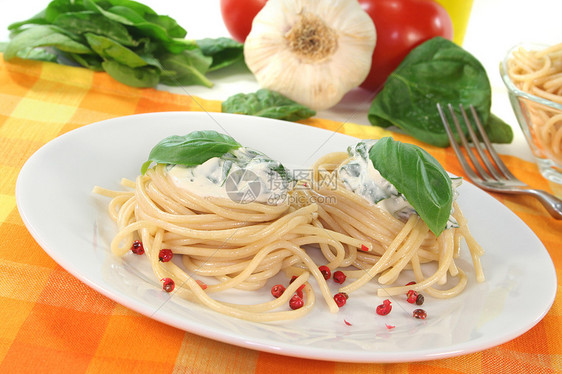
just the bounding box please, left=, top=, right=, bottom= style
left=500, top=42, right=562, bottom=184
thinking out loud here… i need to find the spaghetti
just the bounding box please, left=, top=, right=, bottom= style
left=94, top=136, right=484, bottom=322
left=94, top=164, right=367, bottom=322
left=506, top=43, right=562, bottom=164
left=299, top=150, right=485, bottom=300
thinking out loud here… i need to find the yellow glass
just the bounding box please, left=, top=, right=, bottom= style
left=434, top=0, right=474, bottom=45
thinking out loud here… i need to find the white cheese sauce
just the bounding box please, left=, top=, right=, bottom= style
left=166, top=147, right=290, bottom=205
left=337, top=140, right=460, bottom=228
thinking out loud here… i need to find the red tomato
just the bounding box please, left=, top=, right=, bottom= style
left=219, top=0, right=452, bottom=91
left=219, top=0, right=267, bottom=43
left=359, top=0, right=453, bottom=92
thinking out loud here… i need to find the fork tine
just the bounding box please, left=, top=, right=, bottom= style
left=445, top=103, right=493, bottom=180
left=436, top=103, right=485, bottom=183
left=466, top=105, right=521, bottom=182
left=458, top=104, right=505, bottom=181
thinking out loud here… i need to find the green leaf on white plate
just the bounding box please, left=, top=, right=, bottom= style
left=368, top=137, right=453, bottom=236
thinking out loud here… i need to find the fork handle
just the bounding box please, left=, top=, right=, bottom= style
left=525, top=189, right=562, bottom=220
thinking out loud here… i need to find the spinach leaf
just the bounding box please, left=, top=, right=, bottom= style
left=145, top=13, right=187, bottom=39
left=0, top=42, right=58, bottom=62
left=368, top=137, right=453, bottom=236
left=82, top=0, right=137, bottom=26
left=197, top=37, right=244, bottom=71
left=485, top=113, right=514, bottom=144
left=45, top=0, right=84, bottom=23
left=4, top=0, right=212, bottom=89
left=8, top=10, right=48, bottom=30
left=104, top=0, right=156, bottom=17
left=141, top=131, right=242, bottom=174
left=71, top=52, right=103, bottom=71
left=159, top=49, right=213, bottom=87
left=368, top=37, right=512, bottom=147
left=102, top=60, right=159, bottom=87
left=53, top=11, right=137, bottom=47
left=4, top=25, right=91, bottom=60
left=108, top=6, right=194, bottom=53
left=222, top=89, right=316, bottom=122
left=84, top=32, right=147, bottom=68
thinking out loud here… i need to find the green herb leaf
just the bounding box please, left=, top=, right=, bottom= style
left=70, top=52, right=103, bottom=71
left=197, top=37, right=244, bottom=72
left=5, top=0, right=204, bottom=88
left=84, top=33, right=148, bottom=68
left=53, top=11, right=137, bottom=47
left=159, top=49, right=213, bottom=87
left=4, top=25, right=91, bottom=60
left=368, top=137, right=453, bottom=236
left=145, top=13, right=187, bottom=39
left=45, top=0, right=84, bottom=23
left=8, top=10, right=48, bottom=30
left=368, top=37, right=512, bottom=147
left=105, top=0, right=157, bottom=17
left=222, top=89, right=316, bottom=122
left=101, top=60, right=160, bottom=87
left=141, top=131, right=242, bottom=174
left=484, top=113, right=513, bottom=144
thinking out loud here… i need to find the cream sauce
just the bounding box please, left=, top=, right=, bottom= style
left=337, top=140, right=459, bottom=227
left=166, top=147, right=289, bottom=205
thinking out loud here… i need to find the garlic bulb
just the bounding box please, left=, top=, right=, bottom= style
left=244, top=0, right=377, bottom=110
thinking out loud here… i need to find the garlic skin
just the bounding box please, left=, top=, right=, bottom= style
left=244, top=0, right=377, bottom=110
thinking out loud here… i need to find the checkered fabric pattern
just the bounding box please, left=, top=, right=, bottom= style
left=1, top=57, right=561, bottom=373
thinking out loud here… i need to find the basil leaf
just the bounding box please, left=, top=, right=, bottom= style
left=141, top=131, right=242, bottom=174
left=197, top=37, right=244, bottom=72
left=222, top=89, right=316, bottom=122
left=368, top=37, right=512, bottom=147
left=368, top=137, right=453, bottom=236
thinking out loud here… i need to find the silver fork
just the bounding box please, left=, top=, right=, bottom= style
left=437, top=103, right=562, bottom=220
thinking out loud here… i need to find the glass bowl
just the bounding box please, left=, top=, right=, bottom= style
left=500, top=43, right=562, bottom=184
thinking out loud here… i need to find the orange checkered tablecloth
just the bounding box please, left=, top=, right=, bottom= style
left=1, top=56, right=561, bottom=374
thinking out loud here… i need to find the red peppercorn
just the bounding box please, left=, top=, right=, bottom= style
left=416, top=294, right=424, bottom=305
left=413, top=308, right=427, bottom=319
left=376, top=299, right=392, bottom=315
left=131, top=240, right=144, bottom=255
left=334, top=292, right=347, bottom=307
left=360, top=244, right=369, bottom=252
left=161, top=278, right=175, bottom=292
left=289, top=275, right=298, bottom=284
left=289, top=295, right=304, bottom=310
left=406, top=289, right=418, bottom=304
left=296, top=284, right=305, bottom=299
left=271, top=284, right=285, bottom=298
left=318, top=265, right=331, bottom=280
left=405, top=281, right=416, bottom=286
left=158, top=248, right=173, bottom=262
left=196, top=280, right=207, bottom=290
left=333, top=270, right=346, bottom=284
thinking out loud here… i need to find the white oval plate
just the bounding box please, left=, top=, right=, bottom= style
left=16, top=112, right=557, bottom=363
